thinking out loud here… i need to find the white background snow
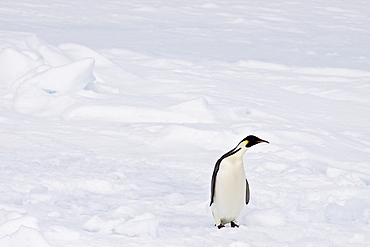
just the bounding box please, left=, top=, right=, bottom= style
left=1, top=0, right=370, bottom=246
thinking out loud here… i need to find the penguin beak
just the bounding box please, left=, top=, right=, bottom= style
left=257, top=139, right=269, bottom=144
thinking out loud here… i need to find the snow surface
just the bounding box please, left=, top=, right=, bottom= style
left=1, top=0, right=370, bottom=246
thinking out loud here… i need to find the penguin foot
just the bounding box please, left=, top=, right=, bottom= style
left=217, top=224, right=225, bottom=229
left=231, top=221, right=239, bottom=228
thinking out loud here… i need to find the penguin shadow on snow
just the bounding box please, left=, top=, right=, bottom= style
left=209, top=135, right=269, bottom=229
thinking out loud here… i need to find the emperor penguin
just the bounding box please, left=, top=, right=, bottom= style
left=210, top=135, right=269, bottom=229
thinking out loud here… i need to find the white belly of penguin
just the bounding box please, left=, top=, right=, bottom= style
left=212, top=158, right=246, bottom=224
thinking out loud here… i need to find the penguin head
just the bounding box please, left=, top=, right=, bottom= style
left=241, top=135, right=269, bottom=148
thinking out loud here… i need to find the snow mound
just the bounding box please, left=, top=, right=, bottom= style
left=0, top=35, right=148, bottom=119
left=0, top=38, right=98, bottom=117
left=325, top=198, right=369, bottom=224
left=164, top=193, right=186, bottom=206
left=243, top=207, right=286, bottom=227
left=0, top=215, right=39, bottom=237
left=169, top=97, right=216, bottom=123
left=59, top=43, right=142, bottom=91
left=0, top=226, right=50, bottom=247
left=33, top=58, right=95, bottom=94
left=0, top=48, right=39, bottom=88
left=83, top=215, right=125, bottom=234
left=114, top=213, right=159, bottom=237
left=38, top=44, right=72, bottom=67
left=0, top=214, right=49, bottom=247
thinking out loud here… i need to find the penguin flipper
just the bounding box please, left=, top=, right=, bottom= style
left=245, top=178, right=250, bottom=204
left=210, top=160, right=220, bottom=206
